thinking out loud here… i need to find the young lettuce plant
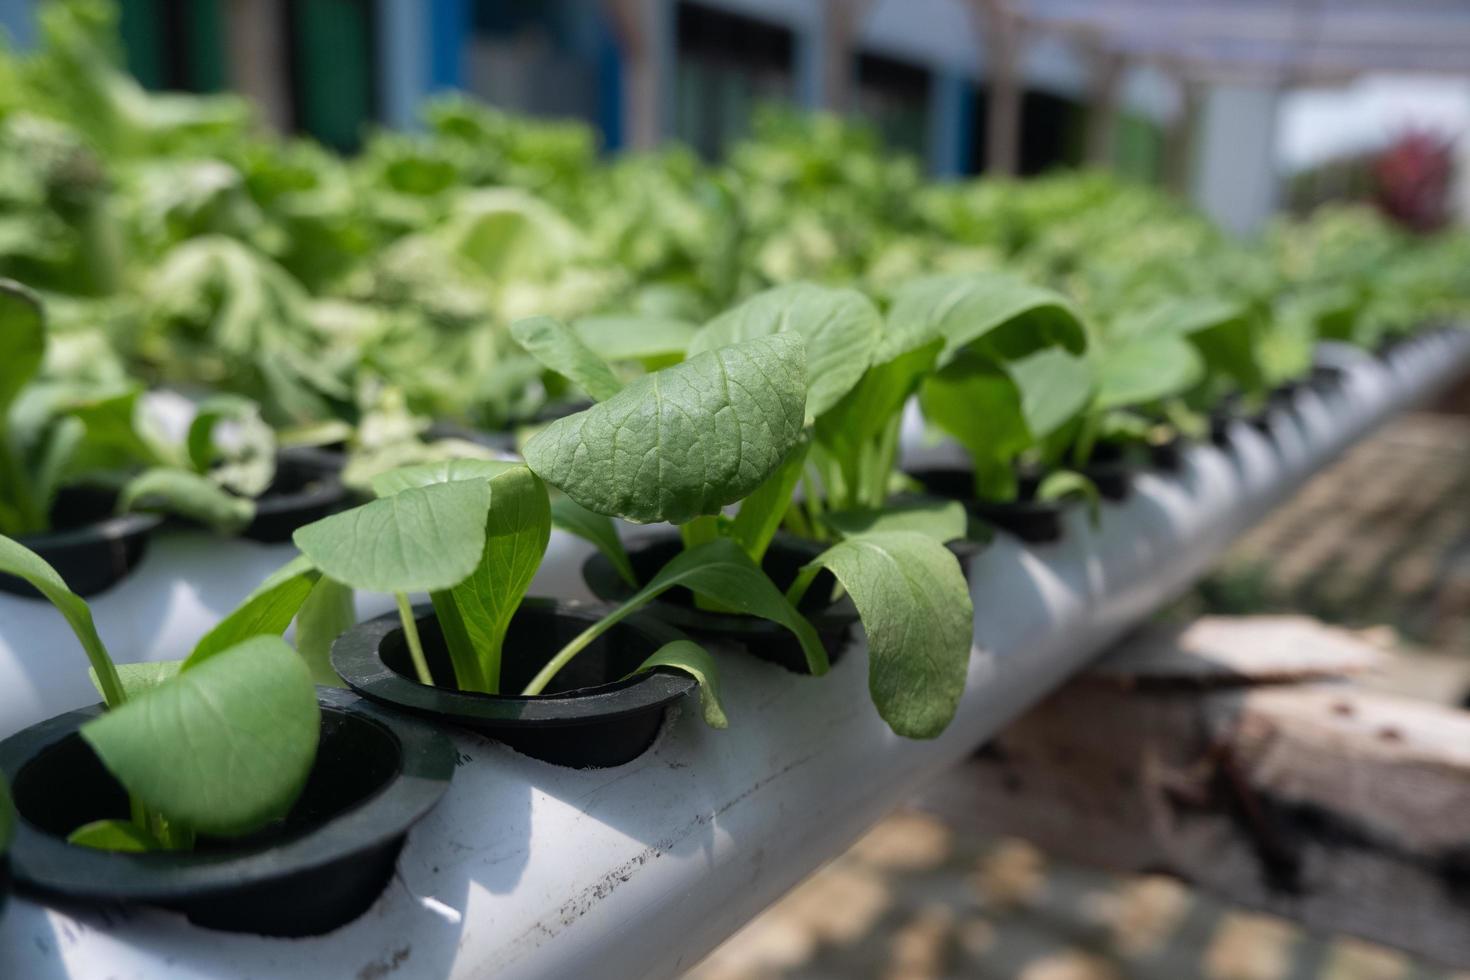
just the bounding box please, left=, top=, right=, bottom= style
left=515, top=297, right=976, bottom=739
left=0, top=535, right=343, bottom=851
left=0, top=278, right=275, bottom=536
left=891, top=272, right=1100, bottom=509
left=293, top=334, right=831, bottom=724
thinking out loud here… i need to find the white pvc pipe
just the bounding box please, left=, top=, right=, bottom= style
left=2, top=329, right=1467, bottom=980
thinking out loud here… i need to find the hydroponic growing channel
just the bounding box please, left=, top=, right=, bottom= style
left=0, top=329, right=1464, bottom=979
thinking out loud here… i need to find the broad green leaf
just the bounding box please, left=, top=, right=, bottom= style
left=91, top=660, right=182, bottom=701
left=369, top=457, right=517, bottom=498
left=1095, top=335, right=1205, bottom=410
left=1008, top=347, right=1095, bottom=439
left=551, top=495, right=635, bottom=587
left=0, top=534, right=122, bottom=706
left=824, top=500, right=967, bottom=543
left=1126, top=296, right=1246, bottom=340
left=511, top=315, right=624, bottom=402
left=919, top=353, right=1029, bottom=500
left=185, top=394, right=276, bottom=498
left=573, top=314, right=696, bottom=366
left=887, top=272, right=1090, bottom=366
left=438, top=465, right=551, bottom=693
left=799, top=532, right=972, bottom=739
left=524, top=334, right=809, bottom=525
left=729, top=435, right=809, bottom=562
left=119, top=467, right=255, bottom=533
left=1129, top=297, right=1263, bottom=392
left=633, top=640, right=727, bottom=729
left=67, top=818, right=161, bottom=853
left=296, top=575, right=355, bottom=686
left=81, top=635, right=320, bottom=837
left=188, top=554, right=321, bottom=666
left=293, top=478, right=492, bottom=593
left=688, top=283, right=881, bottom=417
left=0, top=278, right=44, bottom=415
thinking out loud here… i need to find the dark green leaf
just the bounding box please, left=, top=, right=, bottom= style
left=524, top=334, right=809, bottom=525
left=800, top=532, right=972, bottom=738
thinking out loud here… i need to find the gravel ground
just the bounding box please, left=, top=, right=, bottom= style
left=684, top=410, right=1470, bottom=980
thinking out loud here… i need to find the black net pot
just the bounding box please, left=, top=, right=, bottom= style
left=0, top=486, right=161, bottom=599
left=240, top=448, right=351, bottom=543
left=582, top=532, right=858, bottom=675
left=333, top=599, right=699, bottom=769
left=0, top=687, right=453, bottom=937
left=905, top=467, right=1072, bottom=545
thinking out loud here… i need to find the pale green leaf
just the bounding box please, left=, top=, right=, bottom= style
left=524, top=334, right=809, bottom=525
left=688, top=282, right=881, bottom=417
left=369, top=457, right=517, bottom=498
left=1036, top=470, right=1101, bottom=526
left=67, top=818, right=162, bottom=853
left=573, top=314, right=696, bottom=365
left=633, top=640, right=727, bottom=728
left=438, top=465, right=550, bottom=693
left=800, top=532, right=972, bottom=738
left=729, top=435, right=809, bottom=562
left=81, top=635, right=320, bottom=837
left=295, top=575, right=355, bottom=687
left=91, top=660, right=182, bottom=701
left=1095, top=334, right=1205, bottom=410
left=0, top=534, right=122, bottom=706
left=824, top=500, right=967, bottom=543
left=511, top=315, right=624, bottom=402
left=187, top=554, right=321, bottom=666
left=919, top=352, right=1029, bottom=500
left=118, top=467, right=256, bottom=533
left=550, top=495, right=635, bottom=587
left=292, top=478, right=492, bottom=594
left=1008, top=347, right=1095, bottom=439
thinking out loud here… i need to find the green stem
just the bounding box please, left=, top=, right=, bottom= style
left=522, top=600, right=640, bottom=696
left=395, top=592, right=435, bottom=686
left=866, top=416, right=903, bottom=509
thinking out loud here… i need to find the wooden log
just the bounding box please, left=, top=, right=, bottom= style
left=919, top=616, right=1470, bottom=968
